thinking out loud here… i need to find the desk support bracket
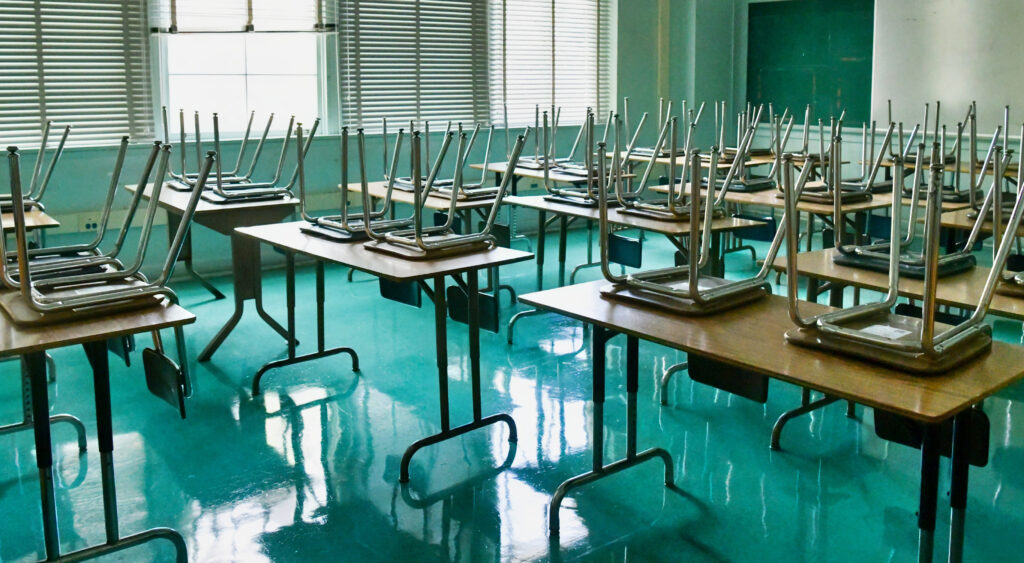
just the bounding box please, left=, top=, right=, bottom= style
left=400, top=270, right=518, bottom=486
left=199, top=233, right=296, bottom=361
left=168, top=211, right=224, bottom=300
left=252, top=254, right=359, bottom=396
left=549, top=329, right=674, bottom=535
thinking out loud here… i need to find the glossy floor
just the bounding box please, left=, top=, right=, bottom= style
left=3, top=229, right=1024, bottom=562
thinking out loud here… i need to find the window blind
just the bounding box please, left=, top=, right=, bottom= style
left=338, top=0, right=491, bottom=131
left=489, top=0, right=612, bottom=127
left=0, top=0, right=154, bottom=146
left=149, top=0, right=335, bottom=33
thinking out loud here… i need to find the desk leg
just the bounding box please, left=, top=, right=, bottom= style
left=252, top=256, right=359, bottom=396
left=536, top=209, right=547, bottom=281
left=0, top=364, right=86, bottom=451
left=919, top=424, right=940, bottom=563
left=27, top=351, right=60, bottom=560
left=558, top=216, right=568, bottom=285
left=807, top=278, right=820, bottom=303
left=948, top=411, right=972, bottom=563
left=84, top=341, right=121, bottom=543
left=400, top=271, right=517, bottom=485
left=507, top=208, right=551, bottom=344
left=709, top=231, right=725, bottom=278
left=29, top=344, right=188, bottom=563
left=80, top=341, right=189, bottom=562
left=168, top=211, right=224, bottom=300
left=199, top=233, right=293, bottom=361
left=549, top=330, right=674, bottom=535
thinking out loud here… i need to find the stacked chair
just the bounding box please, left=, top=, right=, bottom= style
left=615, top=103, right=757, bottom=222
left=783, top=133, right=1024, bottom=373
left=542, top=107, right=646, bottom=207
left=1, top=136, right=217, bottom=415
left=0, top=121, right=70, bottom=212
left=598, top=105, right=786, bottom=315
left=704, top=101, right=778, bottom=192
left=834, top=123, right=1003, bottom=278
left=163, top=107, right=314, bottom=203
left=363, top=129, right=527, bottom=260
left=298, top=125, right=408, bottom=242
left=294, top=118, right=529, bottom=261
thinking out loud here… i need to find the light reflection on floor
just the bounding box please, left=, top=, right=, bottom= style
left=2, top=229, right=1024, bottom=561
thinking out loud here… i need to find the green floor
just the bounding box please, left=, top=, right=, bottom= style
left=3, top=228, right=1024, bottom=562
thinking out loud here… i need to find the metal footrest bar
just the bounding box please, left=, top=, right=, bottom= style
left=569, top=261, right=601, bottom=284
left=507, top=308, right=551, bottom=344
left=399, top=441, right=519, bottom=509
left=660, top=361, right=688, bottom=405
left=252, top=347, right=360, bottom=397
left=770, top=393, right=840, bottom=450
left=3, top=366, right=87, bottom=451
left=57, top=526, right=188, bottom=563
left=250, top=257, right=358, bottom=396
left=0, top=414, right=87, bottom=452
left=399, top=413, right=518, bottom=483
left=548, top=447, right=674, bottom=535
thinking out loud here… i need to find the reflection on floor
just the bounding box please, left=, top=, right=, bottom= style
left=2, top=228, right=1024, bottom=562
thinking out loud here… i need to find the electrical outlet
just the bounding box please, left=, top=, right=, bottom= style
left=78, top=215, right=100, bottom=232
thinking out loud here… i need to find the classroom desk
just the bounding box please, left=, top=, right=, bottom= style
left=620, top=151, right=777, bottom=169
left=470, top=162, right=612, bottom=186
left=0, top=210, right=59, bottom=252
left=939, top=208, right=1024, bottom=237
left=233, top=221, right=533, bottom=485
left=340, top=180, right=498, bottom=211
left=766, top=247, right=1024, bottom=455
left=903, top=198, right=974, bottom=212
left=0, top=301, right=195, bottom=562
left=770, top=247, right=1024, bottom=321
left=125, top=184, right=298, bottom=359
left=648, top=184, right=895, bottom=215
left=501, top=194, right=766, bottom=343
left=0, top=210, right=60, bottom=232
left=520, top=281, right=1024, bottom=561
left=125, top=183, right=298, bottom=302
left=880, top=158, right=1019, bottom=178
left=503, top=194, right=764, bottom=279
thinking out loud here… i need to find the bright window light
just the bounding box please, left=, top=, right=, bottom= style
left=164, top=33, right=321, bottom=137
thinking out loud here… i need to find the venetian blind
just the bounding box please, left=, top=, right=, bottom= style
left=149, top=0, right=335, bottom=33
left=489, top=0, right=612, bottom=127
left=0, top=0, right=154, bottom=146
left=338, top=0, right=491, bottom=131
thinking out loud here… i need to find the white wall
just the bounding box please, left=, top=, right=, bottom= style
left=872, top=0, right=1024, bottom=130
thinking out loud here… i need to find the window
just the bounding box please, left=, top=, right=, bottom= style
left=152, top=0, right=334, bottom=137
left=0, top=0, right=153, bottom=146
left=489, top=0, right=614, bottom=127
left=337, top=0, right=491, bottom=132
left=161, top=33, right=322, bottom=136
